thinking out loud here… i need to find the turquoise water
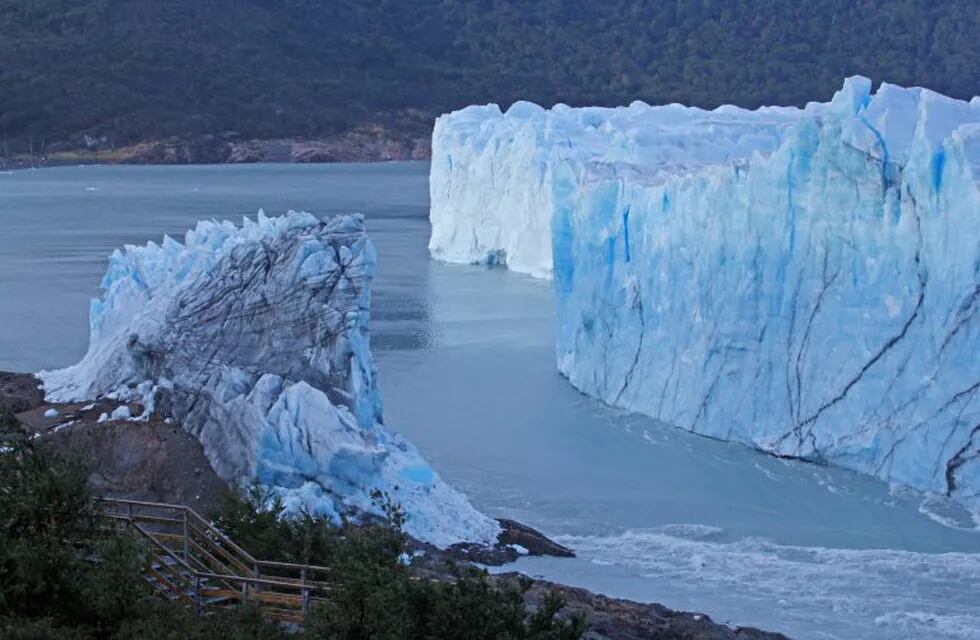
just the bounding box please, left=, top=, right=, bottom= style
left=1, top=163, right=978, bottom=639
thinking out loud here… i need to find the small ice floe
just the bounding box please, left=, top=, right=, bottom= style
left=80, top=403, right=95, bottom=411
left=509, top=544, right=530, bottom=556
left=110, top=405, right=132, bottom=421
left=50, top=420, right=77, bottom=433
left=85, top=186, right=100, bottom=191
left=97, top=412, right=109, bottom=423
left=43, top=408, right=59, bottom=418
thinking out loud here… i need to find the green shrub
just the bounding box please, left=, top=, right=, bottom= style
left=112, top=605, right=288, bottom=640
left=0, top=436, right=148, bottom=632
left=213, top=486, right=587, bottom=640
left=0, top=617, right=94, bottom=640
left=211, top=483, right=298, bottom=561
left=0, top=442, right=586, bottom=640
left=0, top=408, right=22, bottom=438
left=0, top=436, right=99, bottom=618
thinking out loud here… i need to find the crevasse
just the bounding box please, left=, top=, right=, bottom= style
left=430, top=77, right=980, bottom=508
left=41, top=211, right=499, bottom=547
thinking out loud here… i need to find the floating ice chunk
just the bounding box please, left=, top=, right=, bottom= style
left=43, top=408, right=59, bottom=418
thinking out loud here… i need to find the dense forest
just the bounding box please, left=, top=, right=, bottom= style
left=1, top=0, right=977, bottom=154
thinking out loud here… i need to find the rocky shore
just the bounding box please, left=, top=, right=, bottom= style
left=2, top=371, right=788, bottom=639
left=0, top=126, right=431, bottom=170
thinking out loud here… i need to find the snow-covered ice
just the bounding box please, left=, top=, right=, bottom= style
left=430, top=77, right=980, bottom=509
left=109, top=405, right=131, bottom=421
left=40, top=211, right=498, bottom=547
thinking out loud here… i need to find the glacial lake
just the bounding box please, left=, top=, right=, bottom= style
left=2, top=162, right=979, bottom=640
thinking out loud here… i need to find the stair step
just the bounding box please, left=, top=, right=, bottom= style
left=105, top=498, right=323, bottom=622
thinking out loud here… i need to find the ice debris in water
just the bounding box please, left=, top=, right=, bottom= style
left=40, top=211, right=499, bottom=547
left=430, top=77, right=980, bottom=510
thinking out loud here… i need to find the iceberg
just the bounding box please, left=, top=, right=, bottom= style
left=430, top=78, right=980, bottom=507
left=41, top=211, right=499, bottom=547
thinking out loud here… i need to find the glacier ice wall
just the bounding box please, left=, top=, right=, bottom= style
left=41, top=212, right=498, bottom=547
left=429, top=98, right=805, bottom=277
left=431, top=78, right=980, bottom=506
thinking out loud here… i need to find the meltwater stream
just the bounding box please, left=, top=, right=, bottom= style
left=1, top=163, right=978, bottom=640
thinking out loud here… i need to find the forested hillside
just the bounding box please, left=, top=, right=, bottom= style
left=1, top=0, right=977, bottom=156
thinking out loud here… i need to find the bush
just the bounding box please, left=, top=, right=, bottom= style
left=213, top=487, right=587, bottom=640
left=112, top=605, right=288, bottom=640
left=0, top=408, right=23, bottom=438
left=0, top=617, right=95, bottom=640
left=0, top=435, right=149, bottom=631
left=0, top=435, right=100, bottom=618
left=210, top=483, right=299, bottom=561
left=0, top=442, right=586, bottom=640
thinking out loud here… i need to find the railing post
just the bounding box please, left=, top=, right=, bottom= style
left=195, top=574, right=202, bottom=614
left=301, top=566, right=310, bottom=618
left=182, top=509, right=190, bottom=564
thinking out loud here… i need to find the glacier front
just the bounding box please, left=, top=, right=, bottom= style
left=430, top=78, right=980, bottom=508
left=41, top=211, right=499, bottom=547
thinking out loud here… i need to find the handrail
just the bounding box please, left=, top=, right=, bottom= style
left=100, top=496, right=335, bottom=620
left=101, top=497, right=260, bottom=566
left=191, top=571, right=331, bottom=591
left=100, top=497, right=333, bottom=574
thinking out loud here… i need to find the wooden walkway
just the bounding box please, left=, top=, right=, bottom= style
left=101, top=497, right=332, bottom=622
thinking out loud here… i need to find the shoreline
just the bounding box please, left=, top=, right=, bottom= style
left=1, top=370, right=789, bottom=639
left=0, top=132, right=432, bottom=171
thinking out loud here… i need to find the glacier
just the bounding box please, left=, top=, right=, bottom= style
left=430, top=77, right=980, bottom=508
left=41, top=211, right=499, bottom=547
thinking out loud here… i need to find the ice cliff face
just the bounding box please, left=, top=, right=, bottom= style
left=429, top=98, right=805, bottom=278
left=41, top=212, right=498, bottom=547
left=430, top=78, right=980, bottom=507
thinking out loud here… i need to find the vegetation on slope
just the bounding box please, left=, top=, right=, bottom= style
left=0, top=414, right=586, bottom=640
left=1, top=0, right=977, bottom=154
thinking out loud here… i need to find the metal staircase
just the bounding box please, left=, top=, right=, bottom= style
left=101, top=497, right=332, bottom=623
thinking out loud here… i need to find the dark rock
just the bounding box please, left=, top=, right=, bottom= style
left=0, top=371, right=44, bottom=413
left=513, top=576, right=791, bottom=640
left=497, top=518, right=575, bottom=557
left=435, top=518, right=575, bottom=566
left=10, top=386, right=230, bottom=515
left=47, top=416, right=229, bottom=514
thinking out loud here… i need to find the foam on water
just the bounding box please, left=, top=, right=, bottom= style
left=507, top=525, right=980, bottom=639
left=917, top=494, right=980, bottom=533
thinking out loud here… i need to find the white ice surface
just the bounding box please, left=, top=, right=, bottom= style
left=430, top=77, right=980, bottom=509
left=40, top=211, right=498, bottom=547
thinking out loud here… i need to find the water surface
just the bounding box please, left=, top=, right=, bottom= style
left=1, top=163, right=978, bottom=640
